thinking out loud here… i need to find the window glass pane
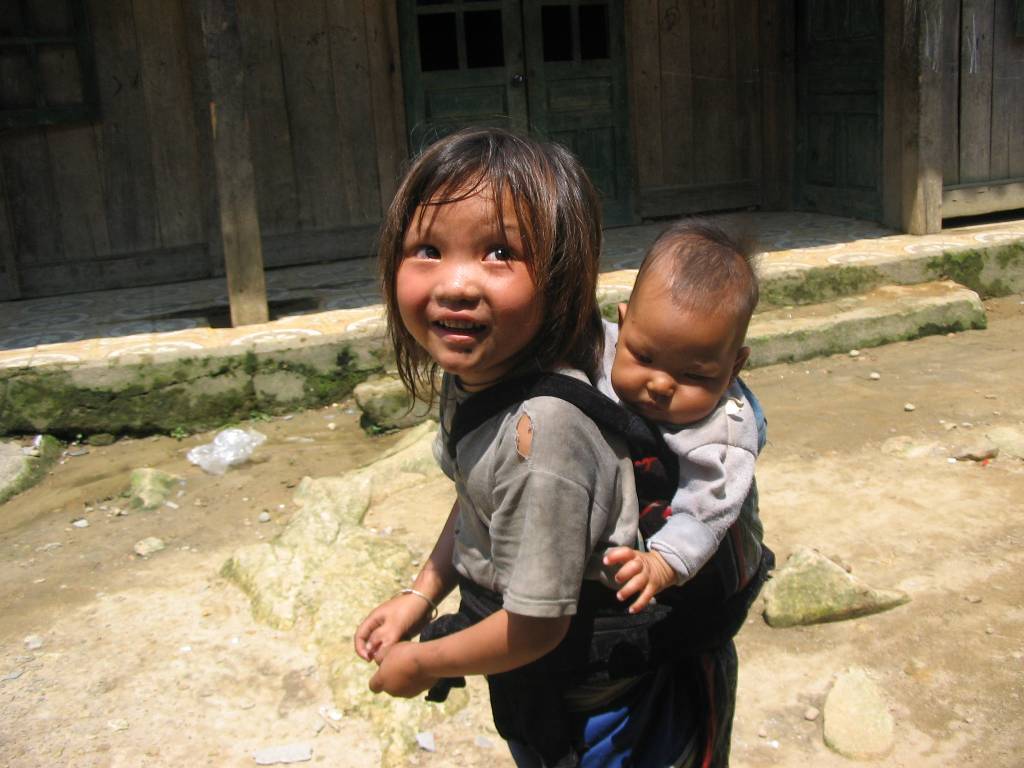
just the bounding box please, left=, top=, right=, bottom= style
left=418, top=13, right=459, bottom=71
left=0, top=50, right=36, bottom=109
left=579, top=4, right=609, bottom=60
left=542, top=5, right=573, bottom=62
left=465, top=10, right=504, bottom=68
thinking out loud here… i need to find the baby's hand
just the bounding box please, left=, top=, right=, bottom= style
left=603, top=547, right=678, bottom=613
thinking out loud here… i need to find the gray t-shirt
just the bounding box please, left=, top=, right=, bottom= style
left=433, top=370, right=639, bottom=618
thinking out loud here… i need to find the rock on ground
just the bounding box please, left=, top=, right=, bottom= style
left=0, top=436, right=61, bottom=504
left=762, top=547, right=910, bottom=628
left=128, top=468, right=182, bottom=511
left=985, top=425, right=1024, bottom=460
left=353, top=376, right=436, bottom=432
left=823, top=667, right=895, bottom=759
left=222, top=421, right=466, bottom=767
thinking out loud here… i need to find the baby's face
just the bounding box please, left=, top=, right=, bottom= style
left=610, top=282, right=748, bottom=426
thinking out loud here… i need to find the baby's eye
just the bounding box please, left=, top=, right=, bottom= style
left=632, top=351, right=653, bottom=365
left=483, top=245, right=514, bottom=262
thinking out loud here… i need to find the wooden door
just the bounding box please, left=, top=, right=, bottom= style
left=796, top=0, right=883, bottom=220
left=398, top=0, right=634, bottom=225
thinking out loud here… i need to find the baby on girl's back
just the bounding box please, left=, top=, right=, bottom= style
left=601, top=220, right=766, bottom=613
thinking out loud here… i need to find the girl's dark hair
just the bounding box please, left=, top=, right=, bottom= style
left=379, top=127, right=604, bottom=402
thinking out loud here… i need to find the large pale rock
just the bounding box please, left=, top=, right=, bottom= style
left=762, top=547, right=910, bottom=627
left=128, top=468, right=182, bottom=511
left=0, top=436, right=61, bottom=504
left=986, top=425, right=1024, bottom=460
left=354, top=376, right=435, bottom=432
left=222, top=422, right=456, bottom=766
left=823, top=667, right=895, bottom=759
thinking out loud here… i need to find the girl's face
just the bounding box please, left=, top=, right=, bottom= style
left=396, top=185, right=543, bottom=390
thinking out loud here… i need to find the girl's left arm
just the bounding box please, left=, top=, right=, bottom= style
left=368, top=609, right=570, bottom=698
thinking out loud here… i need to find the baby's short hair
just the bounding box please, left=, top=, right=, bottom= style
left=634, top=219, right=759, bottom=339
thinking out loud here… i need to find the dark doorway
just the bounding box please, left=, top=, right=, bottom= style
left=397, top=0, right=634, bottom=225
left=795, top=0, right=883, bottom=221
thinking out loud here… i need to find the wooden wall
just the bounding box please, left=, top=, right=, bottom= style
left=941, top=0, right=1024, bottom=216
left=625, top=0, right=776, bottom=218
left=0, top=0, right=405, bottom=300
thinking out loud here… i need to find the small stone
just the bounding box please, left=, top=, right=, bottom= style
left=2, top=669, right=23, bottom=681
left=869, top=372, right=881, bottom=380
left=415, top=732, right=436, bottom=752
left=961, top=421, right=974, bottom=429
left=326, top=422, right=337, bottom=431
left=849, top=349, right=860, bottom=357
left=23, top=634, right=43, bottom=651
left=984, top=394, right=997, bottom=400
left=769, top=740, right=780, bottom=749
left=965, top=595, right=982, bottom=604
left=86, top=433, right=116, bottom=447
left=258, top=511, right=272, bottom=523
left=107, top=718, right=129, bottom=731
left=71, top=518, right=89, bottom=528
left=129, top=468, right=182, bottom=511
left=252, top=742, right=313, bottom=765
left=757, top=726, right=768, bottom=738
left=133, top=537, right=166, bottom=557
left=474, top=736, right=495, bottom=749
left=948, top=457, right=958, bottom=464
left=986, top=627, right=995, bottom=635
left=904, top=403, right=916, bottom=412
left=944, top=423, right=959, bottom=431
left=804, top=706, right=820, bottom=721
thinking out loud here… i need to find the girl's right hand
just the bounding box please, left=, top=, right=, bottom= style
left=354, top=593, right=433, bottom=663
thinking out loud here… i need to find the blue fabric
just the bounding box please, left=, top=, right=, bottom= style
left=507, top=661, right=700, bottom=768
left=736, top=377, right=767, bottom=453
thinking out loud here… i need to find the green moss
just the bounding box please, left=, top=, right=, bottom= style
left=925, top=242, right=1023, bottom=298
left=760, top=265, right=885, bottom=307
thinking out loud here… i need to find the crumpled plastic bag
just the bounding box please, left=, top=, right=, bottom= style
left=186, top=428, right=267, bottom=475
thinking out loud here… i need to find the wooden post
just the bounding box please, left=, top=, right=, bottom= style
left=198, top=0, right=269, bottom=326
left=896, top=0, right=944, bottom=235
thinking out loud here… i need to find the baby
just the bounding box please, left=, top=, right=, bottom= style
left=599, top=219, right=765, bottom=612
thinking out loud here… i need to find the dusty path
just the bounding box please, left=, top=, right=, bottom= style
left=2, top=296, right=1022, bottom=767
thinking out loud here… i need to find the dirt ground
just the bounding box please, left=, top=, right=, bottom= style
left=2, top=295, right=1022, bottom=768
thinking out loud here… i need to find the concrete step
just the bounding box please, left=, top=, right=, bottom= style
left=747, top=280, right=987, bottom=367
left=0, top=279, right=989, bottom=436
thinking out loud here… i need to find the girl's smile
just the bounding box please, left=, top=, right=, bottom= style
left=396, top=185, right=543, bottom=390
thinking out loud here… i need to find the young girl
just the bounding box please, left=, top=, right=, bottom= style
left=354, top=128, right=728, bottom=767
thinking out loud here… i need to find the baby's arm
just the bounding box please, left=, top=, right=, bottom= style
left=369, top=609, right=569, bottom=698
left=355, top=500, right=460, bottom=662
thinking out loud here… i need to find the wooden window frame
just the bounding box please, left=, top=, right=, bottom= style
left=0, top=0, right=99, bottom=131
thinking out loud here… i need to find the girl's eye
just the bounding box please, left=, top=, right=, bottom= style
left=483, top=245, right=514, bottom=262
left=411, top=245, right=440, bottom=260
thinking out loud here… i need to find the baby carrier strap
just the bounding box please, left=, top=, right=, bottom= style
left=446, top=372, right=674, bottom=472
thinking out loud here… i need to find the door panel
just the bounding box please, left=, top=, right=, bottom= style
left=796, top=0, right=883, bottom=220
left=398, top=0, right=634, bottom=224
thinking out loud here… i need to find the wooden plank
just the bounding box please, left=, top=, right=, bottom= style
left=759, top=0, right=795, bottom=210
left=690, top=0, right=737, bottom=184
left=940, top=0, right=960, bottom=185
left=0, top=157, right=21, bottom=300
left=262, top=223, right=379, bottom=267
left=17, top=243, right=210, bottom=298
left=626, top=0, right=662, bottom=188
left=958, top=0, right=993, bottom=183
left=237, top=0, right=300, bottom=235
left=87, top=0, right=159, bottom=254
left=46, top=124, right=111, bottom=264
left=0, top=131, right=64, bottom=268
left=901, top=0, right=944, bottom=234
left=1010, top=24, right=1024, bottom=177
left=882, top=0, right=903, bottom=227
left=733, top=0, right=760, bottom=190
left=180, top=0, right=223, bottom=277
left=326, top=0, right=382, bottom=225
left=200, top=0, right=269, bottom=326
left=638, top=181, right=759, bottom=219
left=989, top=0, right=1022, bottom=181
left=275, top=0, right=345, bottom=230
left=657, top=0, right=693, bottom=187
left=942, top=179, right=1024, bottom=216
left=132, top=0, right=204, bottom=247
left=364, top=0, right=408, bottom=212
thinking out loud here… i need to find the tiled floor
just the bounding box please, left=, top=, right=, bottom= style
left=1, top=211, right=1022, bottom=369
